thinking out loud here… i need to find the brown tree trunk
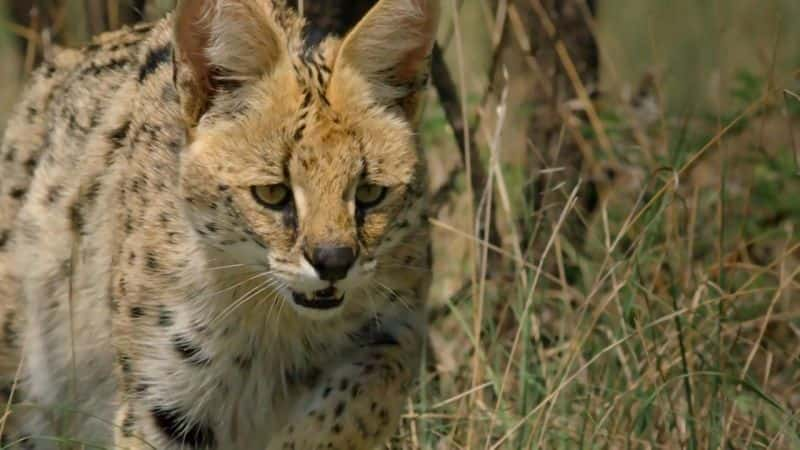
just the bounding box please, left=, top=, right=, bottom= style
left=493, top=0, right=599, bottom=254
left=287, top=0, right=377, bottom=44
left=84, top=0, right=108, bottom=35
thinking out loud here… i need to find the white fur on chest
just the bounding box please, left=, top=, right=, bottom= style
left=141, top=277, right=357, bottom=449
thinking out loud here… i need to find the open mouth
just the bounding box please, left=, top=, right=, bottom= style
left=292, top=287, right=344, bottom=310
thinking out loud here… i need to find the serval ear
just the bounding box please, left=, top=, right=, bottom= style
left=334, top=0, right=440, bottom=122
left=173, top=0, right=285, bottom=127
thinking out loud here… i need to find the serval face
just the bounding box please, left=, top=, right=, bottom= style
left=176, top=0, right=437, bottom=319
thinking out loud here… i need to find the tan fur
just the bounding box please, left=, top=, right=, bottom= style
left=0, top=1, right=438, bottom=448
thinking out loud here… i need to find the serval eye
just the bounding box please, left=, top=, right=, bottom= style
left=251, top=184, right=291, bottom=210
left=356, top=184, right=387, bottom=209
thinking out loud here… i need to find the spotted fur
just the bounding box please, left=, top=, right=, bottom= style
left=0, top=0, right=438, bottom=448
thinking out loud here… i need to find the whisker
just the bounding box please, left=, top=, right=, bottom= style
left=213, top=276, right=282, bottom=325
left=375, top=263, right=429, bottom=272
left=264, top=285, right=285, bottom=322
left=188, top=271, right=275, bottom=307
left=253, top=283, right=285, bottom=321
left=203, top=263, right=249, bottom=272
left=373, top=281, right=414, bottom=312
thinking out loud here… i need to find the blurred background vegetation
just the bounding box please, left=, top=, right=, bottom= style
left=1, top=0, right=799, bottom=449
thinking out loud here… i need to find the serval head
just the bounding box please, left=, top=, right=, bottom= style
left=175, top=0, right=439, bottom=320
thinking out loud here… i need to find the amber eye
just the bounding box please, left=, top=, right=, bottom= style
left=251, top=184, right=291, bottom=209
left=356, top=184, right=387, bottom=208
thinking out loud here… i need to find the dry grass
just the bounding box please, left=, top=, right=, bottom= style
left=1, top=1, right=799, bottom=449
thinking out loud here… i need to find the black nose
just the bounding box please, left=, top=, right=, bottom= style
left=309, top=246, right=357, bottom=282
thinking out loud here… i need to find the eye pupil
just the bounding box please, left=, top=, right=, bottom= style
left=252, top=184, right=291, bottom=209
left=356, top=184, right=387, bottom=208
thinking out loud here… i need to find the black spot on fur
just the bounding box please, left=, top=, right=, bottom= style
left=334, top=401, right=346, bottom=418
left=69, top=204, right=85, bottom=235
left=124, top=214, right=134, bottom=234
left=23, top=157, right=37, bottom=176
left=82, top=58, right=130, bottom=77
left=118, top=353, right=132, bottom=374
left=173, top=335, right=209, bottom=366
left=0, top=230, right=9, bottom=250
left=138, top=44, right=172, bottom=83
left=301, top=91, right=312, bottom=108
left=10, top=187, right=26, bottom=200
left=3, top=312, right=17, bottom=349
left=109, top=121, right=131, bottom=149
left=129, top=306, right=145, bottom=319
left=152, top=406, right=215, bottom=449
left=67, top=113, right=88, bottom=135
left=158, top=306, right=174, bottom=327
left=167, top=140, right=182, bottom=154
left=314, top=65, right=326, bottom=88
left=319, top=93, right=331, bottom=106
left=293, top=123, right=306, bottom=141
left=41, top=63, right=57, bottom=78
left=86, top=181, right=102, bottom=202
left=145, top=252, right=159, bottom=271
